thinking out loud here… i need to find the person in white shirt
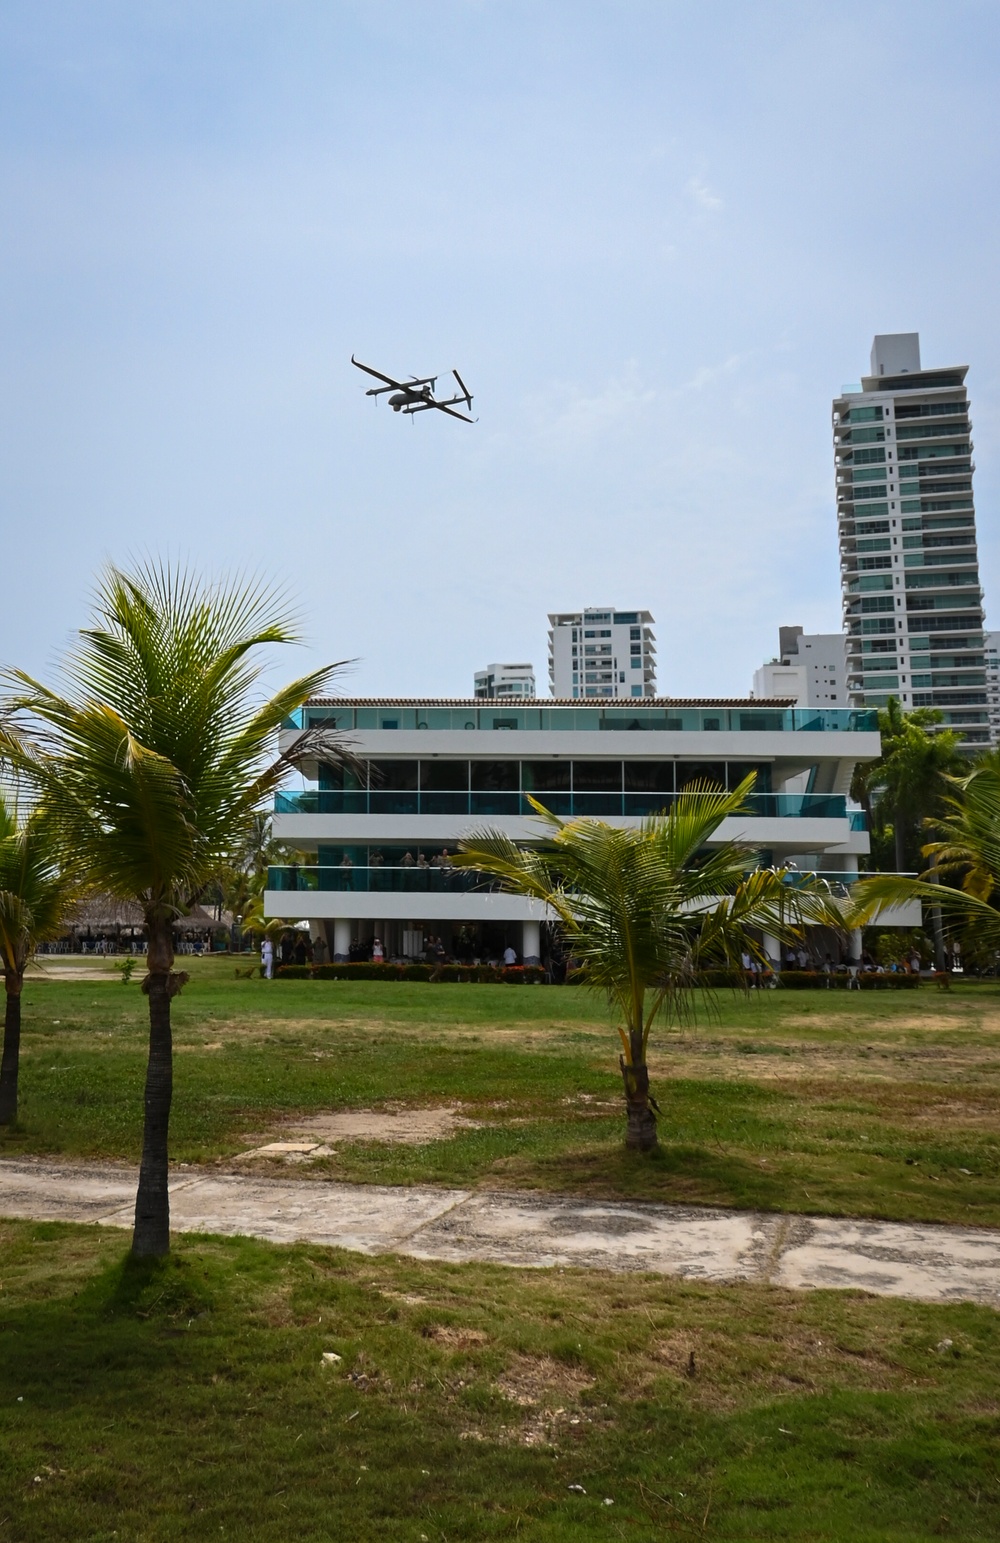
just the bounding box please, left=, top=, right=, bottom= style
left=261, top=937, right=274, bottom=980
left=503, top=944, right=517, bottom=967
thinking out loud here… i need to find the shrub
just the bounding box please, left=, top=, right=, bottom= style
left=273, top=961, right=546, bottom=984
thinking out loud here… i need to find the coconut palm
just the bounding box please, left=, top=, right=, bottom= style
left=0, top=562, right=350, bottom=1255
left=851, top=761, right=1000, bottom=955
left=851, top=699, right=962, bottom=872
left=0, top=799, right=79, bottom=1125
left=454, top=779, right=843, bottom=1150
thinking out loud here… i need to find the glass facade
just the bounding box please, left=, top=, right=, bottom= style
left=834, top=352, right=987, bottom=745
left=282, top=704, right=877, bottom=734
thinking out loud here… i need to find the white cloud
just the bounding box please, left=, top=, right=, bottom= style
left=685, top=174, right=723, bottom=212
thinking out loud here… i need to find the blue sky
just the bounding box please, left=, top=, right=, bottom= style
left=2, top=0, right=997, bottom=698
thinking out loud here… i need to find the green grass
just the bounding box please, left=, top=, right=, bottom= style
left=1, top=1219, right=998, bottom=1541
left=3, top=960, right=1000, bottom=1226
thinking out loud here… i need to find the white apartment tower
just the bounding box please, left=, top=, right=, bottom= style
left=473, top=663, right=536, bottom=699
left=833, top=334, right=989, bottom=747
left=548, top=607, right=656, bottom=698
left=753, top=627, right=846, bottom=708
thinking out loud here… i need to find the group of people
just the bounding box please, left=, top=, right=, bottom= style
left=260, top=930, right=330, bottom=978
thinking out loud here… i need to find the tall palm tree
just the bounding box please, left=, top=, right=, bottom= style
left=851, top=761, right=1000, bottom=955
left=454, top=780, right=843, bottom=1150
left=0, top=799, right=79, bottom=1125
left=851, top=699, right=962, bottom=872
left=0, top=562, right=349, bottom=1255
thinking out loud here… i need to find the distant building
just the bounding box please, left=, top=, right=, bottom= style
left=548, top=607, right=656, bottom=698
left=474, top=662, right=536, bottom=699
left=753, top=627, right=846, bottom=709
left=986, top=631, right=1000, bottom=744
left=834, top=332, right=989, bottom=747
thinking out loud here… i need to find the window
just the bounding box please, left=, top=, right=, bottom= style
left=630, top=627, right=641, bottom=640
left=419, top=760, right=469, bottom=791
left=522, top=761, right=570, bottom=792
left=471, top=761, right=518, bottom=791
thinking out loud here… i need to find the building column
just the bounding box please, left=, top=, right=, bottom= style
left=763, top=933, right=782, bottom=970
left=849, top=928, right=863, bottom=964
left=522, top=919, right=541, bottom=966
left=333, top=918, right=351, bottom=963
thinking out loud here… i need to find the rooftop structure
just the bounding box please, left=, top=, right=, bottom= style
left=265, top=695, right=885, bottom=965
left=833, top=333, right=989, bottom=747
left=548, top=607, right=656, bottom=698
left=473, top=662, right=536, bottom=699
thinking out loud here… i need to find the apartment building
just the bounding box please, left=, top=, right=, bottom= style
left=833, top=333, right=989, bottom=747
left=753, top=627, right=846, bottom=708
left=548, top=607, right=656, bottom=698
left=264, top=695, right=890, bottom=962
left=473, top=662, right=536, bottom=699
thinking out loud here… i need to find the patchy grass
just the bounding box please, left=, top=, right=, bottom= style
left=2, top=962, right=1000, bottom=1226
left=0, top=1219, right=998, bottom=1541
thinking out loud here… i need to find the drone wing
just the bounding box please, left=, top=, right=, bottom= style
left=350, top=355, right=405, bottom=389
left=452, top=368, right=473, bottom=410
left=428, top=399, right=476, bottom=423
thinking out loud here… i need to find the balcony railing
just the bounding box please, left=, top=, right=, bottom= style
left=267, top=863, right=877, bottom=897
left=281, top=705, right=878, bottom=734
left=274, top=791, right=855, bottom=820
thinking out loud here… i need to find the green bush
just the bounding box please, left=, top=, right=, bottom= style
left=273, top=962, right=546, bottom=984
left=776, top=969, right=920, bottom=991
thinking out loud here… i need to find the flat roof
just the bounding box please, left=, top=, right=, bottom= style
left=305, top=697, right=796, bottom=708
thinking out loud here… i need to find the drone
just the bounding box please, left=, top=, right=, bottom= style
left=351, top=355, right=476, bottom=423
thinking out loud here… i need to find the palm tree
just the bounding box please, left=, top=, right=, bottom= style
left=851, top=761, right=1000, bottom=957
left=454, top=780, right=842, bottom=1150
left=0, top=799, right=79, bottom=1125
left=0, top=562, right=349, bottom=1255
left=851, top=699, right=962, bottom=872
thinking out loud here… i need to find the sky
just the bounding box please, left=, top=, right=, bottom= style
left=1, top=0, right=998, bottom=700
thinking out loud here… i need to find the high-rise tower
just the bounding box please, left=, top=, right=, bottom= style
left=833, top=334, right=989, bottom=747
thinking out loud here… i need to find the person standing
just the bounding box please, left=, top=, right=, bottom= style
left=261, top=936, right=274, bottom=980
left=372, top=936, right=384, bottom=963
left=312, top=933, right=328, bottom=966
left=503, top=943, right=517, bottom=967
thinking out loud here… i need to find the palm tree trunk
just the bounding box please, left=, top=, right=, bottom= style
left=894, top=806, right=907, bottom=874
left=620, top=1030, right=657, bottom=1151
left=132, top=917, right=185, bottom=1258
left=0, top=972, right=22, bottom=1126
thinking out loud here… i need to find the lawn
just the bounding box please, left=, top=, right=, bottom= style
left=1, top=1219, right=998, bottom=1542
left=2, top=960, right=999, bottom=1227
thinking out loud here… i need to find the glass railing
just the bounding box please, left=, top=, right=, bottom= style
left=267, top=864, right=879, bottom=897
left=268, top=866, right=498, bottom=894
left=280, top=706, right=878, bottom=734
left=274, top=791, right=854, bottom=820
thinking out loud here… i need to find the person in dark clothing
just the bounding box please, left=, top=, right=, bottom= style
left=280, top=933, right=295, bottom=965
left=293, top=936, right=308, bottom=966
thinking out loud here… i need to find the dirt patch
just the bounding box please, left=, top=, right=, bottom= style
left=422, top=1325, right=489, bottom=1349
left=288, top=1105, right=482, bottom=1145
left=495, top=1352, right=595, bottom=1407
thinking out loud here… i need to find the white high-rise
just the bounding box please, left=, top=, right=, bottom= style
left=548, top=607, right=656, bottom=698
left=473, top=663, right=536, bottom=699
left=833, top=334, right=989, bottom=747
left=753, top=627, right=846, bottom=708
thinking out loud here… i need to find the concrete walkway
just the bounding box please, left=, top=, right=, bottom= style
left=2, top=1157, right=998, bottom=1308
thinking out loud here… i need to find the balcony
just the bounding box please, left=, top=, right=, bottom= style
left=274, top=790, right=854, bottom=820
left=268, top=859, right=874, bottom=898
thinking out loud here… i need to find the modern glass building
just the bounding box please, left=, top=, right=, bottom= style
left=834, top=333, right=989, bottom=747
left=263, top=696, right=887, bottom=962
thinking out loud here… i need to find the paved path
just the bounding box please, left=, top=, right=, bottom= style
left=2, top=1158, right=998, bottom=1308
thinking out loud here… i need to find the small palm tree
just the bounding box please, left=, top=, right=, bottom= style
left=851, top=761, right=1000, bottom=954
left=454, top=780, right=842, bottom=1149
left=0, top=562, right=349, bottom=1255
left=0, top=799, right=79, bottom=1125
